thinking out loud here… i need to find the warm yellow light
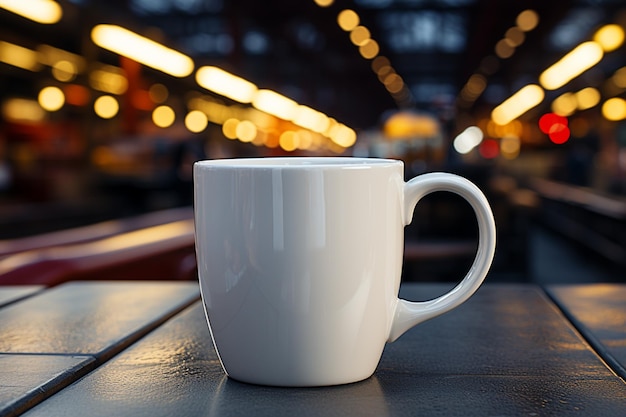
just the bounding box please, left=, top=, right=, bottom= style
left=492, top=84, right=544, bottom=125
left=465, top=74, right=487, bottom=96
left=516, top=9, right=539, bottom=32
left=189, top=98, right=233, bottom=124
left=152, top=105, right=175, bottom=127
left=337, top=10, right=359, bottom=31
left=292, top=105, right=330, bottom=133
left=51, top=60, right=76, bottom=82
left=350, top=26, right=371, bottom=46
left=2, top=98, right=45, bottom=122
left=185, top=110, right=208, bottom=133
left=500, top=135, right=520, bottom=159
left=297, top=130, right=314, bottom=150
left=0, top=0, right=62, bottom=24
left=329, top=124, right=357, bottom=148
left=149, top=83, right=168, bottom=103
left=89, top=66, right=128, bottom=95
left=602, top=97, right=626, bottom=121
left=593, top=24, right=625, bottom=52
left=38, top=86, right=64, bottom=111
left=539, top=42, right=603, bottom=90
left=383, top=73, right=404, bottom=93
left=37, top=45, right=86, bottom=72
left=195, top=66, right=257, bottom=103
left=384, top=111, right=440, bottom=139
left=613, top=67, right=626, bottom=88
left=495, top=39, right=514, bottom=59
left=94, top=95, right=119, bottom=119
left=91, top=24, right=194, bottom=78
left=551, top=92, right=577, bottom=116
left=505, top=27, right=525, bottom=47
left=359, top=39, right=379, bottom=59
left=252, top=89, right=298, bottom=120
left=575, top=87, right=601, bottom=110
left=236, top=120, right=257, bottom=142
left=0, top=41, right=41, bottom=71
left=376, top=65, right=394, bottom=81
left=314, top=0, right=333, bottom=6
left=371, top=56, right=390, bottom=73
left=279, top=131, right=299, bottom=152
left=222, top=118, right=239, bottom=139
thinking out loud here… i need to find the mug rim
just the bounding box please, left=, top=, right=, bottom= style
left=194, top=157, right=402, bottom=169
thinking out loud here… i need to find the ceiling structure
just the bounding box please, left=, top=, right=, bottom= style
left=1, top=0, right=626, bottom=136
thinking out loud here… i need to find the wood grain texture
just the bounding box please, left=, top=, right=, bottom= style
left=547, top=284, right=626, bottom=380
left=0, top=281, right=199, bottom=359
left=0, top=354, right=94, bottom=417
left=0, top=286, right=42, bottom=308
left=22, top=284, right=626, bottom=417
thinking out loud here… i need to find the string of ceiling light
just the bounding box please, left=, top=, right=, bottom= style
left=454, top=9, right=626, bottom=159
left=313, top=0, right=414, bottom=108
left=0, top=0, right=357, bottom=153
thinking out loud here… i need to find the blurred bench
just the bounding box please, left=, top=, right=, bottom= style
left=0, top=216, right=196, bottom=286
left=0, top=207, right=192, bottom=257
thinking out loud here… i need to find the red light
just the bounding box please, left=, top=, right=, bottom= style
left=539, top=113, right=567, bottom=134
left=479, top=139, right=499, bottom=159
left=548, top=123, right=570, bottom=144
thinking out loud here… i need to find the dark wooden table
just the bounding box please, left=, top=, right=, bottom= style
left=1, top=281, right=625, bottom=416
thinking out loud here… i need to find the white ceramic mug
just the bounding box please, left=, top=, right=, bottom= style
left=194, top=157, right=496, bottom=387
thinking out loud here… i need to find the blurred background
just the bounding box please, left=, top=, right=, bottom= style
left=0, top=0, right=625, bottom=285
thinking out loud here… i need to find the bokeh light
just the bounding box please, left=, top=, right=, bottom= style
left=358, top=39, right=379, bottom=59
left=602, top=97, right=626, bottom=121
left=279, top=131, right=299, bottom=151
left=51, top=60, right=77, bottom=82
left=548, top=123, right=570, bottom=144
left=350, top=26, right=371, bottom=46
left=516, top=10, right=539, bottom=32
left=337, top=10, right=359, bottom=32
left=235, top=120, right=257, bottom=142
left=539, top=113, right=568, bottom=134
left=184, top=110, right=208, bottom=133
left=479, top=139, right=500, bottom=159
left=152, top=105, right=175, bottom=127
left=149, top=83, right=168, bottom=103
left=500, top=135, right=520, bottom=159
left=222, top=118, right=239, bottom=139
left=453, top=126, right=484, bottom=154
left=38, top=86, right=65, bottom=111
left=593, top=24, right=625, bottom=52
left=94, top=95, right=119, bottom=119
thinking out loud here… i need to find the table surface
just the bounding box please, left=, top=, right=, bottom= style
left=0, top=281, right=625, bottom=417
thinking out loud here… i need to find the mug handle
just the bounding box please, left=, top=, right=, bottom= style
left=387, top=172, right=497, bottom=342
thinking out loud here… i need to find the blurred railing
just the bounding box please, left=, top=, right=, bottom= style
left=530, top=178, right=626, bottom=267
left=0, top=208, right=196, bottom=286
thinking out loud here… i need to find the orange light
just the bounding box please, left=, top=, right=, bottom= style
left=359, top=39, right=379, bottom=59
left=516, top=10, right=539, bottom=32
left=337, top=10, right=359, bottom=31
left=64, top=84, right=90, bottom=106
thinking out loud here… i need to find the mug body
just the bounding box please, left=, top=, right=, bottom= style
left=194, top=157, right=405, bottom=386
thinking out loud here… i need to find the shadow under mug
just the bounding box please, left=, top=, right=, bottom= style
left=193, top=157, right=496, bottom=387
